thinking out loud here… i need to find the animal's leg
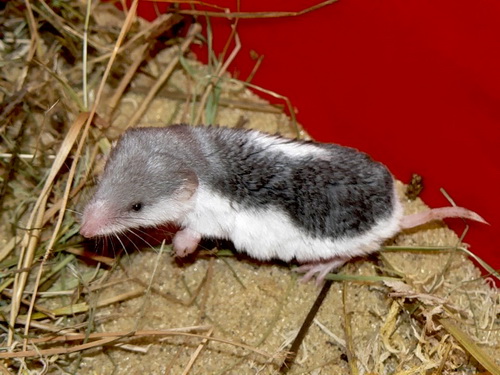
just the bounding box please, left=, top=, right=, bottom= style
left=172, top=228, right=201, bottom=257
left=295, top=258, right=348, bottom=286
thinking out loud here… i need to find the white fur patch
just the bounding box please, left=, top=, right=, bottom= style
left=249, top=132, right=329, bottom=159
left=84, top=193, right=196, bottom=238
left=141, top=194, right=196, bottom=227
left=181, top=187, right=403, bottom=262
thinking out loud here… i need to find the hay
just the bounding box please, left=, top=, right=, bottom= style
left=0, top=1, right=498, bottom=374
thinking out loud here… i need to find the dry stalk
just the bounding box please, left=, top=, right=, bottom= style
left=1, top=329, right=278, bottom=362
left=8, top=111, right=89, bottom=346
left=173, top=0, right=338, bottom=19
left=133, top=86, right=284, bottom=113
left=439, top=318, right=500, bottom=375
left=19, top=0, right=38, bottom=89
left=87, top=12, right=181, bottom=65
left=194, top=25, right=241, bottom=125
left=105, top=13, right=184, bottom=119
left=16, top=0, right=141, bottom=350
left=181, top=327, right=214, bottom=375
left=106, top=42, right=149, bottom=119
left=342, top=282, right=359, bottom=375
left=35, top=0, right=107, bottom=51
left=22, top=112, right=89, bottom=347
left=64, top=247, right=116, bottom=267
left=125, top=23, right=202, bottom=129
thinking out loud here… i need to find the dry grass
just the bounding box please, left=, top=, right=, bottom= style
left=0, top=1, right=498, bottom=374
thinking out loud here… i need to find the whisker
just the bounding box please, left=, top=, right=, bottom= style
left=131, top=226, right=167, bottom=243
left=95, top=236, right=105, bottom=253
left=109, top=234, right=121, bottom=258
left=127, top=229, right=156, bottom=251
left=122, top=231, right=143, bottom=253
left=114, top=232, right=129, bottom=256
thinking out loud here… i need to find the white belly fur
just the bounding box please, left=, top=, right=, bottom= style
left=181, top=186, right=403, bottom=262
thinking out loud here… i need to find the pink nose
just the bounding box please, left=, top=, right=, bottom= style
left=80, top=200, right=114, bottom=238
left=80, top=221, right=99, bottom=238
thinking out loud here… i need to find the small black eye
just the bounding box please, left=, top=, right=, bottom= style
left=131, top=203, right=142, bottom=212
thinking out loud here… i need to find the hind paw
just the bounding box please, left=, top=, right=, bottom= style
left=295, top=258, right=348, bottom=286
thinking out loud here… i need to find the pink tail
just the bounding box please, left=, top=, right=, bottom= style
left=400, top=207, right=488, bottom=230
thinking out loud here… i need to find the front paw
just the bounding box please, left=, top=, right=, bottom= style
left=172, top=228, right=201, bottom=257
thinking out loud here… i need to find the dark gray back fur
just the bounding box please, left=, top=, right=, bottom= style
left=106, top=125, right=395, bottom=239
left=187, top=125, right=396, bottom=239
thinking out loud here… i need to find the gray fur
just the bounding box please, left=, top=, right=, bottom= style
left=99, top=125, right=396, bottom=240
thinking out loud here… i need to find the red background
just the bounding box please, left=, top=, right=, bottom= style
left=136, top=1, right=499, bottom=272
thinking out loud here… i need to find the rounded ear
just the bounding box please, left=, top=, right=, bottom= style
left=175, top=169, right=199, bottom=201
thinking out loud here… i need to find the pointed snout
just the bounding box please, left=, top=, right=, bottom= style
left=80, top=200, right=114, bottom=238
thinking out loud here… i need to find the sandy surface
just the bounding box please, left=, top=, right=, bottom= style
left=66, top=55, right=498, bottom=374
left=1, top=24, right=496, bottom=373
